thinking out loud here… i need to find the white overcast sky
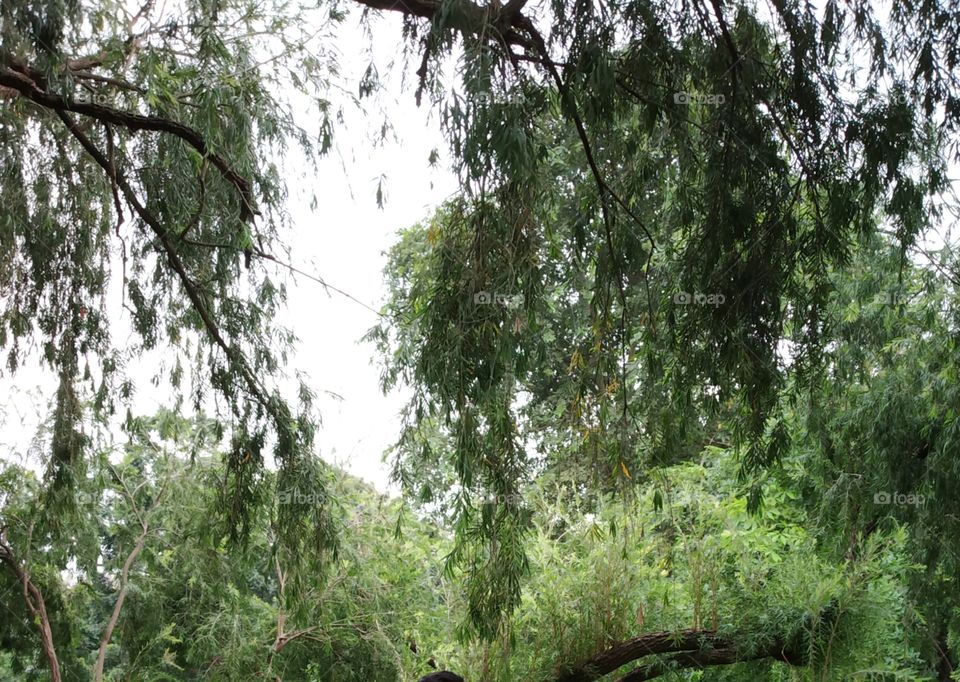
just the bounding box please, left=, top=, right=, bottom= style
left=0, top=10, right=459, bottom=492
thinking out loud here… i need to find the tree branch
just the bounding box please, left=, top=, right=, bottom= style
left=93, top=471, right=167, bottom=681
left=0, top=62, right=255, bottom=223
left=53, top=109, right=277, bottom=424
left=351, top=0, right=531, bottom=48
left=555, top=628, right=805, bottom=682
left=0, top=529, right=62, bottom=682
left=615, top=638, right=804, bottom=681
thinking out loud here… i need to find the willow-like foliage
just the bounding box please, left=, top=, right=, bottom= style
left=1, top=0, right=343, bottom=576
left=368, top=0, right=958, bottom=638
left=3, top=0, right=959, bottom=642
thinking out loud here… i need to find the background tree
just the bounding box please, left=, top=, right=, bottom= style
left=3, top=0, right=960, bottom=676
left=365, top=0, right=960, bottom=639
left=1, top=410, right=464, bottom=681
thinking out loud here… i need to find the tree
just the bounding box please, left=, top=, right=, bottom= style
left=0, top=410, right=463, bottom=681
left=0, top=409, right=930, bottom=681
left=3, top=0, right=960, bottom=677
left=363, top=0, right=959, bottom=639
left=1, top=0, right=340, bottom=570
left=372, top=206, right=956, bottom=680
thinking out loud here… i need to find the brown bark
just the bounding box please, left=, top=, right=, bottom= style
left=0, top=61, right=254, bottom=223
left=615, top=638, right=805, bottom=681
left=348, top=0, right=533, bottom=50
left=0, top=530, right=62, bottom=682
left=92, top=522, right=150, bottom=681
left=555, top=628, right=805, bottom=682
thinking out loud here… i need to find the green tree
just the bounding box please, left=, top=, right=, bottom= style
left=1, top=410, right=462, bottom=681
left=4, top=0, right=960, bottom=678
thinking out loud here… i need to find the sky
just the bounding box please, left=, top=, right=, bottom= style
left=270, top=20, right=460, bottom=490
left=0, top=9, right=460, bottom=493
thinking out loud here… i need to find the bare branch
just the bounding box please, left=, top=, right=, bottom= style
left=555, top=628, right=804, bottom=682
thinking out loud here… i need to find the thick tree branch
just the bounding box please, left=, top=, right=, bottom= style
left=351, top=0, right=531, bottom=48
left=0, top=62, right=255, bottom=223
left=555, top=628, right=805, bottom=682
left=615, top=638, right=804, bottom=681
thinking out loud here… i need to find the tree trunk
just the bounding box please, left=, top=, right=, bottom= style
left=93, top=522, right=150, bottom=682
left=0, top=535, right=62, bottom=682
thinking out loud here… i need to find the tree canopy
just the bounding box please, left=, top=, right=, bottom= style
left=2, top=0, right=960, bottom=679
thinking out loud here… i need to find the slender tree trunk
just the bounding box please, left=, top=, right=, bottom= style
left=92, top=522, right=150, bottom=682
left=935, top=625, right=957, bottom=682
left=0, top=533, right=62, bottom=682
left=93, top=467, right=165, bottom=682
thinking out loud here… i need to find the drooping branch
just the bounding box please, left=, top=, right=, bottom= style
left=347, top=0, right=657, bottom=257
left=53, top=109, right=278, bottom=425
left=0, top=62, right=255, bottom=223
left=0, top=529, right=62, bottom=682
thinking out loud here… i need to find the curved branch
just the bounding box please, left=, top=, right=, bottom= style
left=53, top=109, right=277, bottom=425
left=555, top=628, right=805, bottom=682
left=0, top=530, right=62, bottom=682
left=615, top=638, right=804, bottom=681
left=0, top=63, right=255, bottom=223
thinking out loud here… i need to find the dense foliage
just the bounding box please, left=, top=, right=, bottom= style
left=0, top=406, right=941, bottom=680
left=2, top=0, right=960, bottom=679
